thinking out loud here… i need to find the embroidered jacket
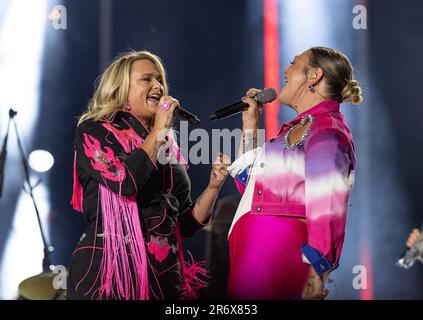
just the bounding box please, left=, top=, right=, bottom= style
left=69, top=111, right=208, bottom=300
left=231, top=99, right=356, bottom=269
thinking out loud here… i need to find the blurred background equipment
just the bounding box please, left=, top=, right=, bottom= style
left=397, top=227, right=423, bottom=269
left=18, top=271, right=66, bottom=300
left=0, top=108, right=55, bottom=299
left=202, top=195, right=240, bottom=299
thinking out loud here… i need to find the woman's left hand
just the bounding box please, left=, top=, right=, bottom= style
left=301, top=267, right=329, bottom=300
left=208, top=154, right=231, bottom=190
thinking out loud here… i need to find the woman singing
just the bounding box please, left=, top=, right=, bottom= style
left=68, top=50, right=229, bottom=300
left=228, top=47, right=362, bottom=300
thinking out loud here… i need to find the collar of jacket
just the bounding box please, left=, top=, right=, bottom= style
left=111, top=111, right=151, bottom=140
left=277, top=99, right=340, bottom=136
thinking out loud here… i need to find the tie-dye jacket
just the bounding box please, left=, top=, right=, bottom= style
left=233, top=99, right=356, bottom=268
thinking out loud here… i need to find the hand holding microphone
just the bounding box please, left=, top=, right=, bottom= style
left=153, top=96, right=180, bottom=133
left=152, top=88, right=276, bottom=126
left=209, top=87, right=277, bottom=122
left=242, top=88, right=267, bottom=128
left=154, top=95, right=201, bottom=130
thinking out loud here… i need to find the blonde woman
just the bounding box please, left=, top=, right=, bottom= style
left=68, top=51, right=229, bottom=300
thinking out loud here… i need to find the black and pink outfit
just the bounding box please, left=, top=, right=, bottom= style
left=68, top=111, right=208, bottom=300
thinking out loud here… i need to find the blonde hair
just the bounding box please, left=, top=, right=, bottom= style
left=308, top=47, right=363, bottom=105
left=77, top=50, right=168, bottom=126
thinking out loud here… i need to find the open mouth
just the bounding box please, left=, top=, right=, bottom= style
left=147, top=92, right=162, bottom=104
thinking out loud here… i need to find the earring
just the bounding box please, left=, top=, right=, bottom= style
left=308, top=85, right=316, bottom=93
left=124, top=101, right=131, bottom=111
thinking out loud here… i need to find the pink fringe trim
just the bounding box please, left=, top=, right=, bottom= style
left=71, top=151, right=83, bottom=212
left=97, top=184, right=150, bottom=300
left=176, top=224, right=208, bottom=300
left=180, top=251, right=209, bottom=300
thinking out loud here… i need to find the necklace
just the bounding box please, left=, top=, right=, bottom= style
left=282, top=114, right=314, bottom=150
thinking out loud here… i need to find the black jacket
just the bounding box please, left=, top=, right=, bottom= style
left=67, top=111, right=207, bottom=300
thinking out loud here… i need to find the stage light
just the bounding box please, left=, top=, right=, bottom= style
left=0, top=0, right=49, bottom=299
left=28, top=150, right=54, bottom=173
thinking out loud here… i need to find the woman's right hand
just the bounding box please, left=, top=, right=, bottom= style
left=141, top=96, right=179, bottom=163
left=241, top=88, right=264, bottom=129
left=152, top=96, right=180, bottom=138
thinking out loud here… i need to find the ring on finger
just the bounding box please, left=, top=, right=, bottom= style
left=162, top=101, right=171, bottom=111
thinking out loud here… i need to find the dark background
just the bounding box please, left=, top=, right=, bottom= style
left=0, top=0, right=422, bottom=299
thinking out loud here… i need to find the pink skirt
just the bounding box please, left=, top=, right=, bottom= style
left=228, top=212, right=309, bottom=300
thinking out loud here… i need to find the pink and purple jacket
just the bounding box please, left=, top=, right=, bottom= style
left=232, top=99, right=356, bottom=268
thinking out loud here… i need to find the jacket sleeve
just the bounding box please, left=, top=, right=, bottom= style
left=178, top=201, right=211, bottom=239
left=303, top=129, right=355, bottom=270
left=175, top=164, right=211, bottom=239
left=75, top=121, right=158, bottom=196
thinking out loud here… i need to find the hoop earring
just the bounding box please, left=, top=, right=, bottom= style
left=125, top=101, right=131, bottom=111
left=308, top=85, right=316, bottom=93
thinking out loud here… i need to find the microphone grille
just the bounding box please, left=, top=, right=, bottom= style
left=255, top=88, right=277, bottom=104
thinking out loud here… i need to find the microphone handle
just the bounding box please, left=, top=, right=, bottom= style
left=174, top=107, right=201, bottom=125
left=209, top=101, right=250, bottom=121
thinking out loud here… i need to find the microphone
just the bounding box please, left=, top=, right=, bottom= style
left=174, top=107, right=201, bottom=125
left=209, top=88, right=277, bottom=121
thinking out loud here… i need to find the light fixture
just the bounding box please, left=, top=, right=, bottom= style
left=28, top=150, right=54, bottom=173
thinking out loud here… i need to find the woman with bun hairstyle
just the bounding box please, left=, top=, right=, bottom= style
left=227, top=47, right=362, bottom=300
